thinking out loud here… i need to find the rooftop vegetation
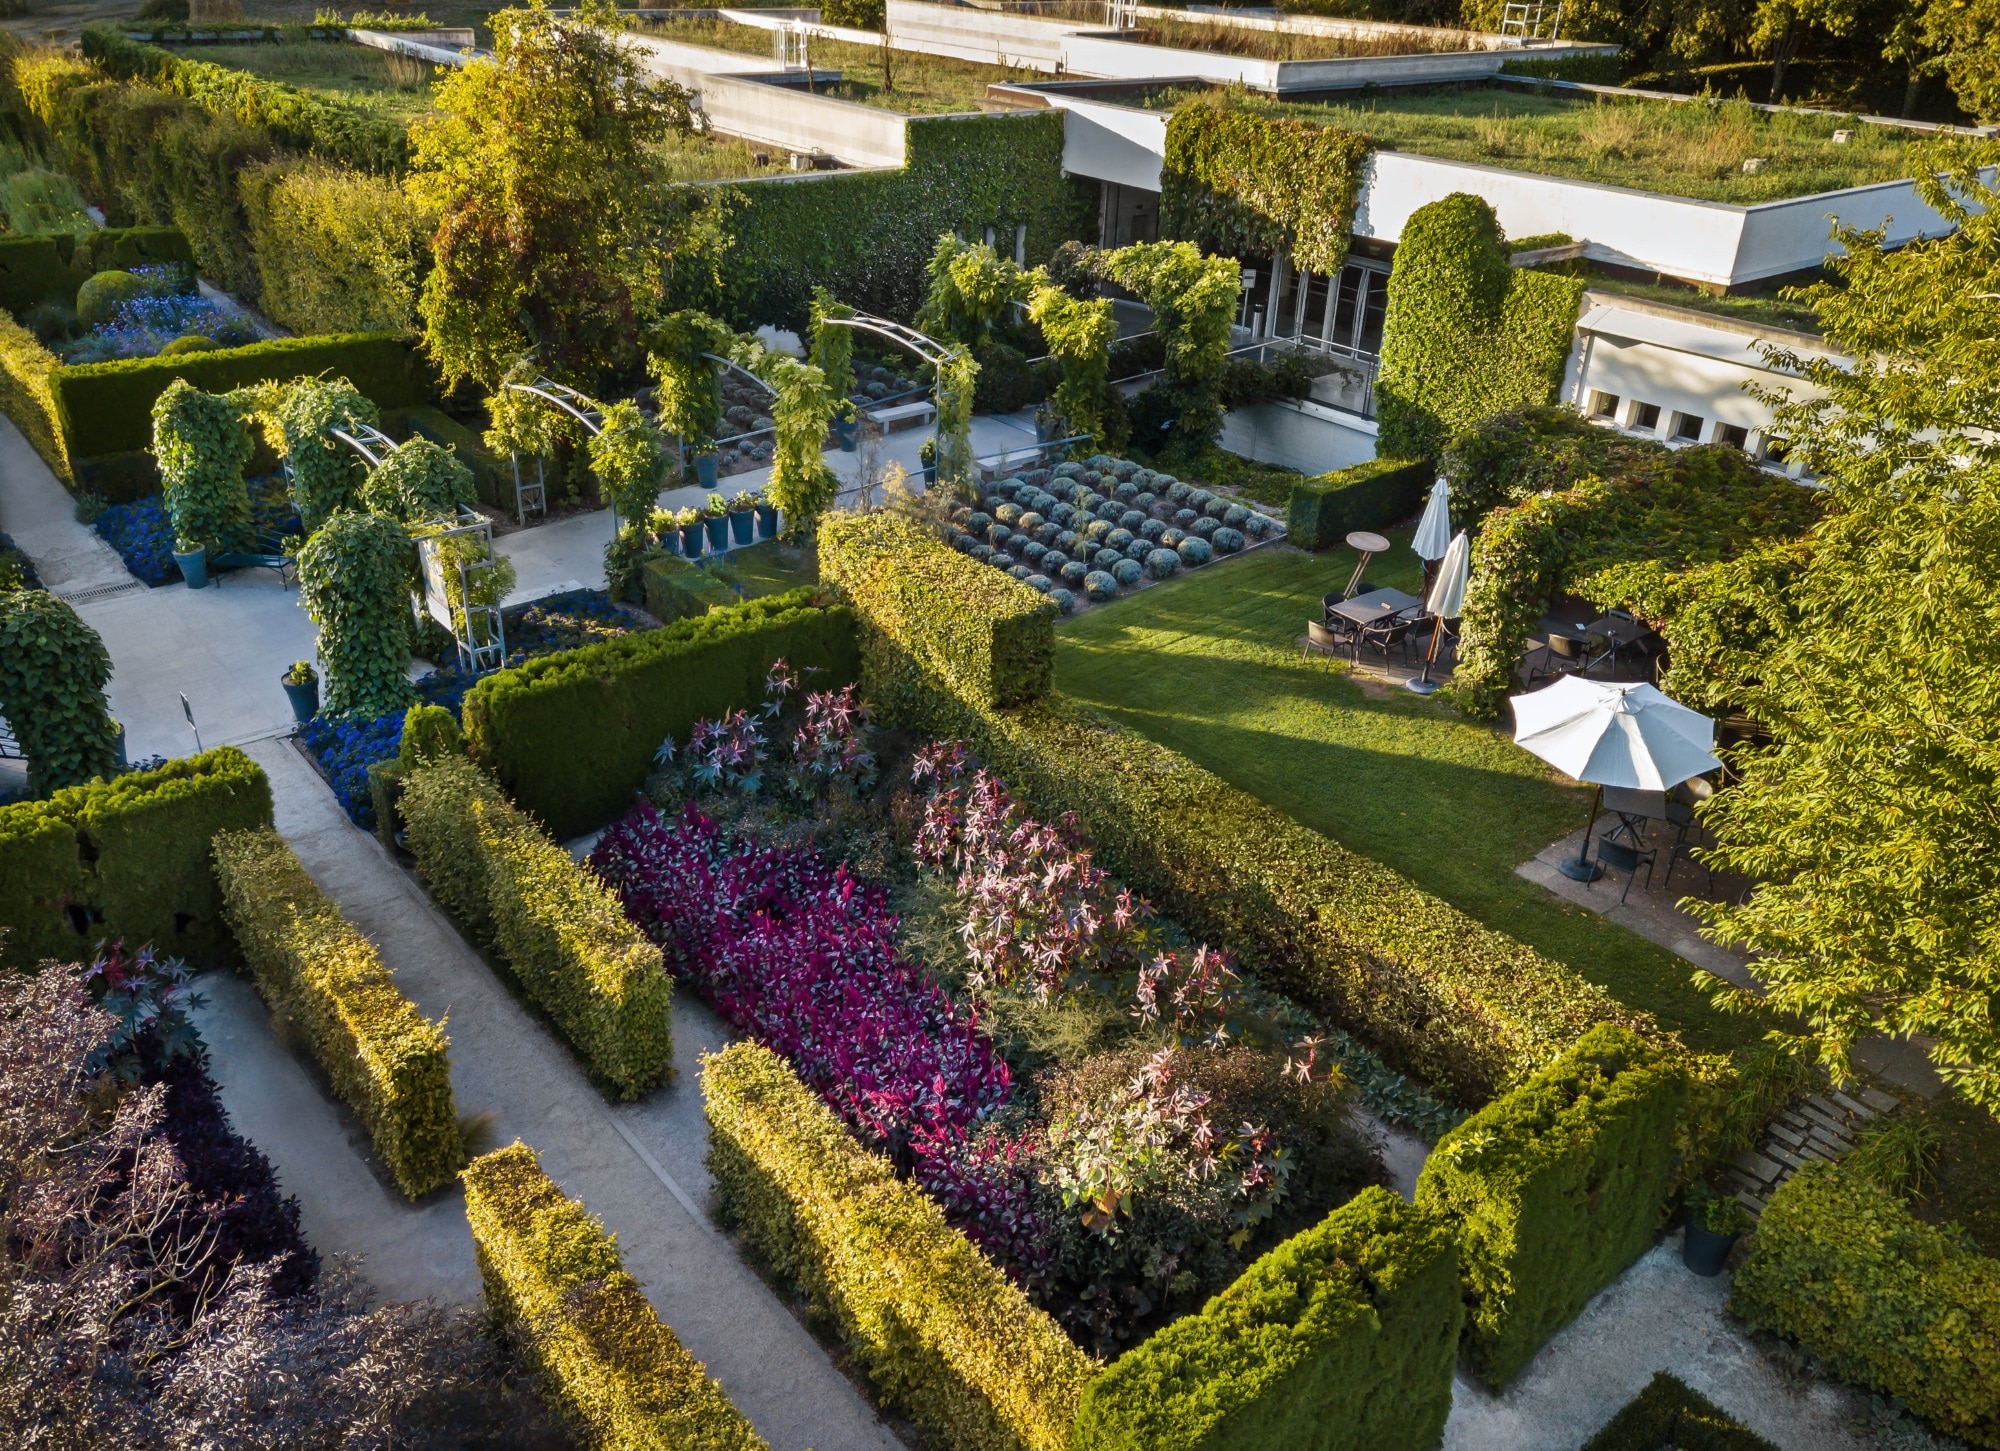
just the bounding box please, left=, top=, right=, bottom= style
left=1120, top=15, right=1476, bottom=60
left=180, top=40, right=443, bottom=125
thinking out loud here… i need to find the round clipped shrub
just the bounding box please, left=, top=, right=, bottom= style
left=76, top=269, right=150, bottom=326
left=1177, top=536, right=1213, bottom=566
left=1093, top=547, right=1124, bottom=571
left=1050, top=502, right=1076, bottom=527
left=1174, top=508, right=1199, bottom=529
left=1133, top=491, right=1158, bottom=514
left=1223, top=503, right=1251, bottom=528
left=1008, top=564, right=1033, bottom=581
left=1155, top=474, right=1179, bottom=491
left=1111, top=557, right=1143, bottom=586
left=1007, top=529, right=1032, bottom=551
left=1105, top=527, right=1135, bottom=551
left=971, top=543, right=994, bottom=563
left=991, top=551, right=1016, bottom=569
left=1095, top=500, right=1122, bottom=521
left=1053, top=460, right=1082, bottom=479
left=1134, top=468, right=1157, bottom=489
left=1021, top=540, right=1047, bottom=564
left=1139, top=518, right=1166, bottom=542
left=1019, top=511, right=1046, bottom=533
left=1124, top=539, right=1151, bottom=562
left=1166, top=480, right=1192, bottom=505
left=1113, top=481, right=1140, bottom=504
left=1144, top=547, right=1180, bottom=579
left=1161, top=526, right=1187, bottom=548
left=1191, top=516, right=1221, bottom=539
left=1186, top=488, right=1214, bottom=512
left=161, top=333, right=217, bottom=355
left=1205, top=497, right=1233, bottom=521
left=1111, top=459, right=1138, bottom=480
left=1042, top=548, right=1070, bottom=569
left=994, top=502, right=1023, bottom=525
left=1026, top=573, right=1052, bottom=593
left=1056, top=529, right=1081, bottom=554
left=1083, top=569, right=1118, bottom=601
left=1060, top=560, right=1089, bottom=586
left=1084, top=518, right=1113, bottom=544
left=1035, top=522, right=1060, bottom=545
left=1244, top=512, right=1273, bottom=537
left=1118, top=509, right=1148, bottom=532
left=1079, top=470, right=1102, bottom=489
left=1048, top=587, right=1076, bottom=615
left=1212, top=526, right=1246, bottom=553
left=968, top=511, right=993, bottom=533
left=952, top=531, right=975, bottom=551
left=986, top=523, right=1011, bottom=546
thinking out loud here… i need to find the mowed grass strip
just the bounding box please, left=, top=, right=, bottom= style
left=1056, top=540, right=1762, bottom=1055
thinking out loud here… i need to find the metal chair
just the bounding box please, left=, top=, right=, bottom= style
left=1529, top=631, right=1588, bottom=683
left=1661, top=779, right=1715, bottom=894
left=1356, top=617, right=1414, bottom=665
left=1303, top=619, right=1345, bottom=669
left=1594, top=836, right=1658, bottom=904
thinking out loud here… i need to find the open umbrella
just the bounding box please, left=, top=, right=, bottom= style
left=1404, top=529, right=1468, bottom=696
left=1510, top=677, right=1722, bottom=881
left=1412, top=476, right=1453, bottom=561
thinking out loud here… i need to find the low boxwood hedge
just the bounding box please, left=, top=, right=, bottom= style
left=400, top=756, right=672, bottom=1099
left=0, top=798, right=88, bottom=969
left=1286, top=457, right=1433, bottom=552
left=640, top=552, right=739, bottom=623
left=1416, top=1025, right=1688, bottom=1388
left=461, top=588, right=856, bottom=841
left=1731, top=1159, right=2000, bottom=1448
left=701, top=1040, right=1095, bottom=1451
left=1581, top=1372, right=1778, bottom=1451
left=0, top=226, right=193, bottom=317
left=462, top=1141, right=770, bottom=1450
left=213, top=826, right=462, bottom=1198
left=1073, top=1187, right=1462, bottom=1451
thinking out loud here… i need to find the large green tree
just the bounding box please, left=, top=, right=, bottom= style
left=407, top=1, right=718, bottom=391
left=1696, top=141, right=2000, bottom=1115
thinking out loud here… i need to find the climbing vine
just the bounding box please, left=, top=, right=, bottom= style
left=274, top=376, right=379, bottom=533
left=739, top=339, right=840, bottom=542
left=589, top=400, right=671, bottom=524
left=1027, top=275, right=1115, bottom=451
left=151, top=378, right=251, bottom=555
left=933, top=347, right=979, bottom=495
left=914, top=231, right=1027, bottom=346
left=1100, top=241, right=1239, bottom=451
left=809, top=286, right=857, bottom=408
left=359, top=437, right=476, bottom=525
left=483, top=357, right=571, bottom=460
left=647, top=309, right=735, bottom=444
left=412, top=521, right=516, bottom=648
left=298, top=509, right=415, bottom=722
left=0, top=589, right=120, bottom=795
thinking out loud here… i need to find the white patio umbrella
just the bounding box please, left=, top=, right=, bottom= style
left=1404, top=529, right=1469, bottom=695
left=1509, top=677, right=1723, bottom=880
left=1411, top=476, right=1453, bottom=561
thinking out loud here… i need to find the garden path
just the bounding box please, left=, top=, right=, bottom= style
left=0, top=418, right=131, bottom=597
left=200, top=735, right=904, bottom=1451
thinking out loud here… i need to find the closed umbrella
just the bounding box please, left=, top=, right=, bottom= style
left=1412, top=476, right=1453, bottom=561
left=1404, top=529, right=1468, bottom=695
left=1509, top=677, right=1722, bottom=881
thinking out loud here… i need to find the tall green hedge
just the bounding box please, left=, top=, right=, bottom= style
left=1374, top=193, right=1585, bottom=464
left=1286, top=456, right=1434, bottom=552
left=1732, top=1160, right=2000, bottom=1449
left=0, top=225, right=194, bottom=315
left=0, top=800, right=88, bottom=969
left=1072, top=1188, right=1461, bottom=1451
left=0, top=307, right=69, bottom=485
left=461, top=588, right=857, bottom=841
left=1416, top=1024, right=1687, bottom=1388
left=1581, top=1373, right=1779, bottom=1451
left=463, top=1141, right=771, bottom=1450
left=819, top=513, right=1656, bottom=1106
left=712, top=111, right=1096, bottom=332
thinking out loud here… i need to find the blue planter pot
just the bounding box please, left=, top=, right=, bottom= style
left=660, top=529, right=682, bottom=557
left=282, top=675, right=320, bottom=725
left=729, top=511, right=754, bottom=546
left=111, top=722, right=127, bottom=769
left=694, top=453, right=719, bottom=489
left=921, top=464, right=937, bottom=486
left=834, top=416, right=858, bottom=452
left=755, top=505, right=778, bottom=540
left=680, top=525, right=705, bottom=557
left=704, top=516, right=729, bottom=551
left=174, top=546, right=209, bottom=589
left=1682, top=1223, right=1739, bottom=1277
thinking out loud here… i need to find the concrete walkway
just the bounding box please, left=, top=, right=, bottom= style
left=0, top=417, right=132, bottom=597
left=203, top=735, right=900, bottom=1451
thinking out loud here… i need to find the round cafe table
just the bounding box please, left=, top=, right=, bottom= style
left=1343, top=531, right=1392, bottom=598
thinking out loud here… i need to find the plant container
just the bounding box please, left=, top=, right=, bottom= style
left=111, top=721, right=127, bottom=769
left=729, top=511, right=754, bottom=546
left=834, top=416, right=857, bottom=452
left=282, top=673, right=320, bottom=724
left=922, top=464, right=937, bottom=486
left=755, top=505, right=778, bottom=540
left=174, top=546, right=209, bottom=589
left=680, top=524, right=705, bottom=557
left=694, top=453, right=719, bottom=489
left=660, top=529, right=682, bottom=557
left=1682, top=1222, right=1739, bottom=1277
left=704, top=515, right=729, bottom=551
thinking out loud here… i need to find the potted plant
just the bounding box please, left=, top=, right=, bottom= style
left=676, top=506, right=706, bottom=558
left=1034, top=403, right=1062, bottom=445
left=280, top=659, right=320, bottom=724
left=172, top=536, right=209, bottom=590
left=703, top=492, right=730, bottom=552
left=110, top=718, right=128, bottom=769
left=691, top=437, right=720, bottom=490
left=751, top=490, right=779, bottom=540
left=1682, top=1184, right=1751, bottom=1276
left=832, top=400, right=859, bottom=453
left=727, top=490, right=756, bottom=546
left=919, top=436, right=937, bottom=486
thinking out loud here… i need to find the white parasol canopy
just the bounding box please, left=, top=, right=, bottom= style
left=1510, top=677, right=1722, bottom=791
left=1412, top=476, right=1453, bottom=561
left=1424, top=530, right=1469, bottom=619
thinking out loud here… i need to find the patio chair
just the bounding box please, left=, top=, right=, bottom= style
left=1660, top=781, right=1715, bottom=894
left=1356, top=617, right=1414, bottom=665
left=1303, top=619, right=1345, bottom=669
left=1529, top=631, right=1588, bottom=683
left=1594, top=836, right=1657, bottom=905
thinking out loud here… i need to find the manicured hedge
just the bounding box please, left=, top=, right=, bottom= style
left=400, top=756, right=672, bottom=1098
left=1731, top=1159, right=2000, bottom=1449
left=701, top=1041, right=1094, bottom=1451
left=1073, top=1188, right=1461, bottom=1451
left=0, top=799, right=88, bottom=969
left=1416, top=1025, right=1687, bottom=1388
left=1286, top=456, right=1434, bottom=552
left=640, top=552, right=739, bottom=622
left=0, top=308, right=68, bottom=485
left=817, top=512, right=1054, bottom=710
left=401, top=404, right=510, bottom=514
left=821, top=513, right=1652, bottom=1106
left=462, top=1141, right=770, bottom=1451
left=0, top=225, right=194, bottom=315
left=1581, top=1372, right=1778, bottom=1451
left=213, top=826, right=462, bottom=1197
left=461, top=588, right=857, bottom=841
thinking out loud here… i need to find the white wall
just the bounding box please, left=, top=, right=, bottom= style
left=1221, top=399, right=1379, bottom=475
left=1057, top=97, right=1169, bottom=193
left=886, top=1, right=1073, bottom=70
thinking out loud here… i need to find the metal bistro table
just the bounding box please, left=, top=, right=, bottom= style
left=1560, top=613, right=1651, bottom=673
left=1328, top=586, right=1424, bottom=661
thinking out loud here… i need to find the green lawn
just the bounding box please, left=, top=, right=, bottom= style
left=195, top=41, right=442, bottom=125
left=1056, top=541, right=1763, bottom=1056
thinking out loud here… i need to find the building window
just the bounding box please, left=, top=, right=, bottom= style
left=1631, top=401, right=1662, bottom=432
left=1271, top=259, right=1389, bottom=358
left=1716, top=423, right=1749, bottom=450
left=1670, top=411, right=1705, bottom=441
left=1588, top=390, right=1620, bottom=418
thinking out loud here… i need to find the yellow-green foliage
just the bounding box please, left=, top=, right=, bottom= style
left=400, top=756, right=671, bottom=1098
left=0, top=799, right=87, bottom=969
left=240, top=158, right=428, bottom=336
left=1416, top=1026, right=1688, bottom=1388
left=1732, top=1159, right=2000, bottom=1449
left=701, top=1042, right=1096, bottom=1451
left=0, top=307, right=69, bottom=482
left=461, top=1141, right=770, bottom=1451
left=213, top=826, right=462, bottom=1197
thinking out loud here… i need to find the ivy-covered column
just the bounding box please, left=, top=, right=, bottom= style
left=151, top=378, right=252, bottom=557
left=0, top=590, right=121, bottom=794
left=588, top=400, right=672, bottom=600
left=298, top=511, right=416, bottom=722
left=274, top=377, right=379, bottom=532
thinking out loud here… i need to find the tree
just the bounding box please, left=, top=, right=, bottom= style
left=1923, top=0, right=2000, bottom=122
left=407, top=1, right=709, bottom=391
left=1695, top=141, right=2000, bottom=1116
left=1750, top=0, right=1862, bottom=99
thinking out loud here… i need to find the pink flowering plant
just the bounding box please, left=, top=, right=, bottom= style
left=653, top=658, right=875, bottom=804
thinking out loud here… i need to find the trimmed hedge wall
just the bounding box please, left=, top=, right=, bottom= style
left=1731, top=1160, right=2000, bottom=1448
left=0, top=307, right=69, bottom=485
left=1374, top=192, right=1585, bottom=464
left=0, top=799, right=88, bottom=968
left=461, top=588, right=857, bottom=841
left=463, top=1141, right=770, bottom=1451
left=1581, top=1372, right=1778, bottom=1451
left=1286, top=456, right=1434, bottom=552
left=701, top=1041, right=1094, bottom=1451
left=640, top=552, right=739, bottom=623
left=401, top=404, right=510, bottom=514
left=1415, top=1025, right=1687, bottom=1388
left=213, top=826, right=462, bottom=1198
left=400, top=756, right=672, bottom=1099
left=1073, top=1188, right=1461, bottom=1451
left=0, top=225, right=194, bottom=315
left=819, top=514, right=1655, bottom=1106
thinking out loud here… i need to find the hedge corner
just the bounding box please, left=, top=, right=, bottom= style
left=1286, top=457, right=1434, bottom=551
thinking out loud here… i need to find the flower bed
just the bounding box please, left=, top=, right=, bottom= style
left=91, top=470, right=301, bottom=587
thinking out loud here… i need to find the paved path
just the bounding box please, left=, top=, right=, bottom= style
left=201, top=735, right=901, bottom=1451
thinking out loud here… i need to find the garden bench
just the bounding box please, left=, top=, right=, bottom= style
left=865, top=399, right=935, bottom=433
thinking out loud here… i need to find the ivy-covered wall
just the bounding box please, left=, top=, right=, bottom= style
left=1160, top=96, right=1371, bottom=275
left=708, top=111, right=1096, bottom=333
left=1374, top=193, right=1586, bottom=464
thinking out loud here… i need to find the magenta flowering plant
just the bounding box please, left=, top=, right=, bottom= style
left=792, top=684, right=876, bottom=793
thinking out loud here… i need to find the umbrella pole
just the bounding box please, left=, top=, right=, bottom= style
left=1559, top=785, right=1606, bottom=882
left=1403, top=614, right=1447, bottom=695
